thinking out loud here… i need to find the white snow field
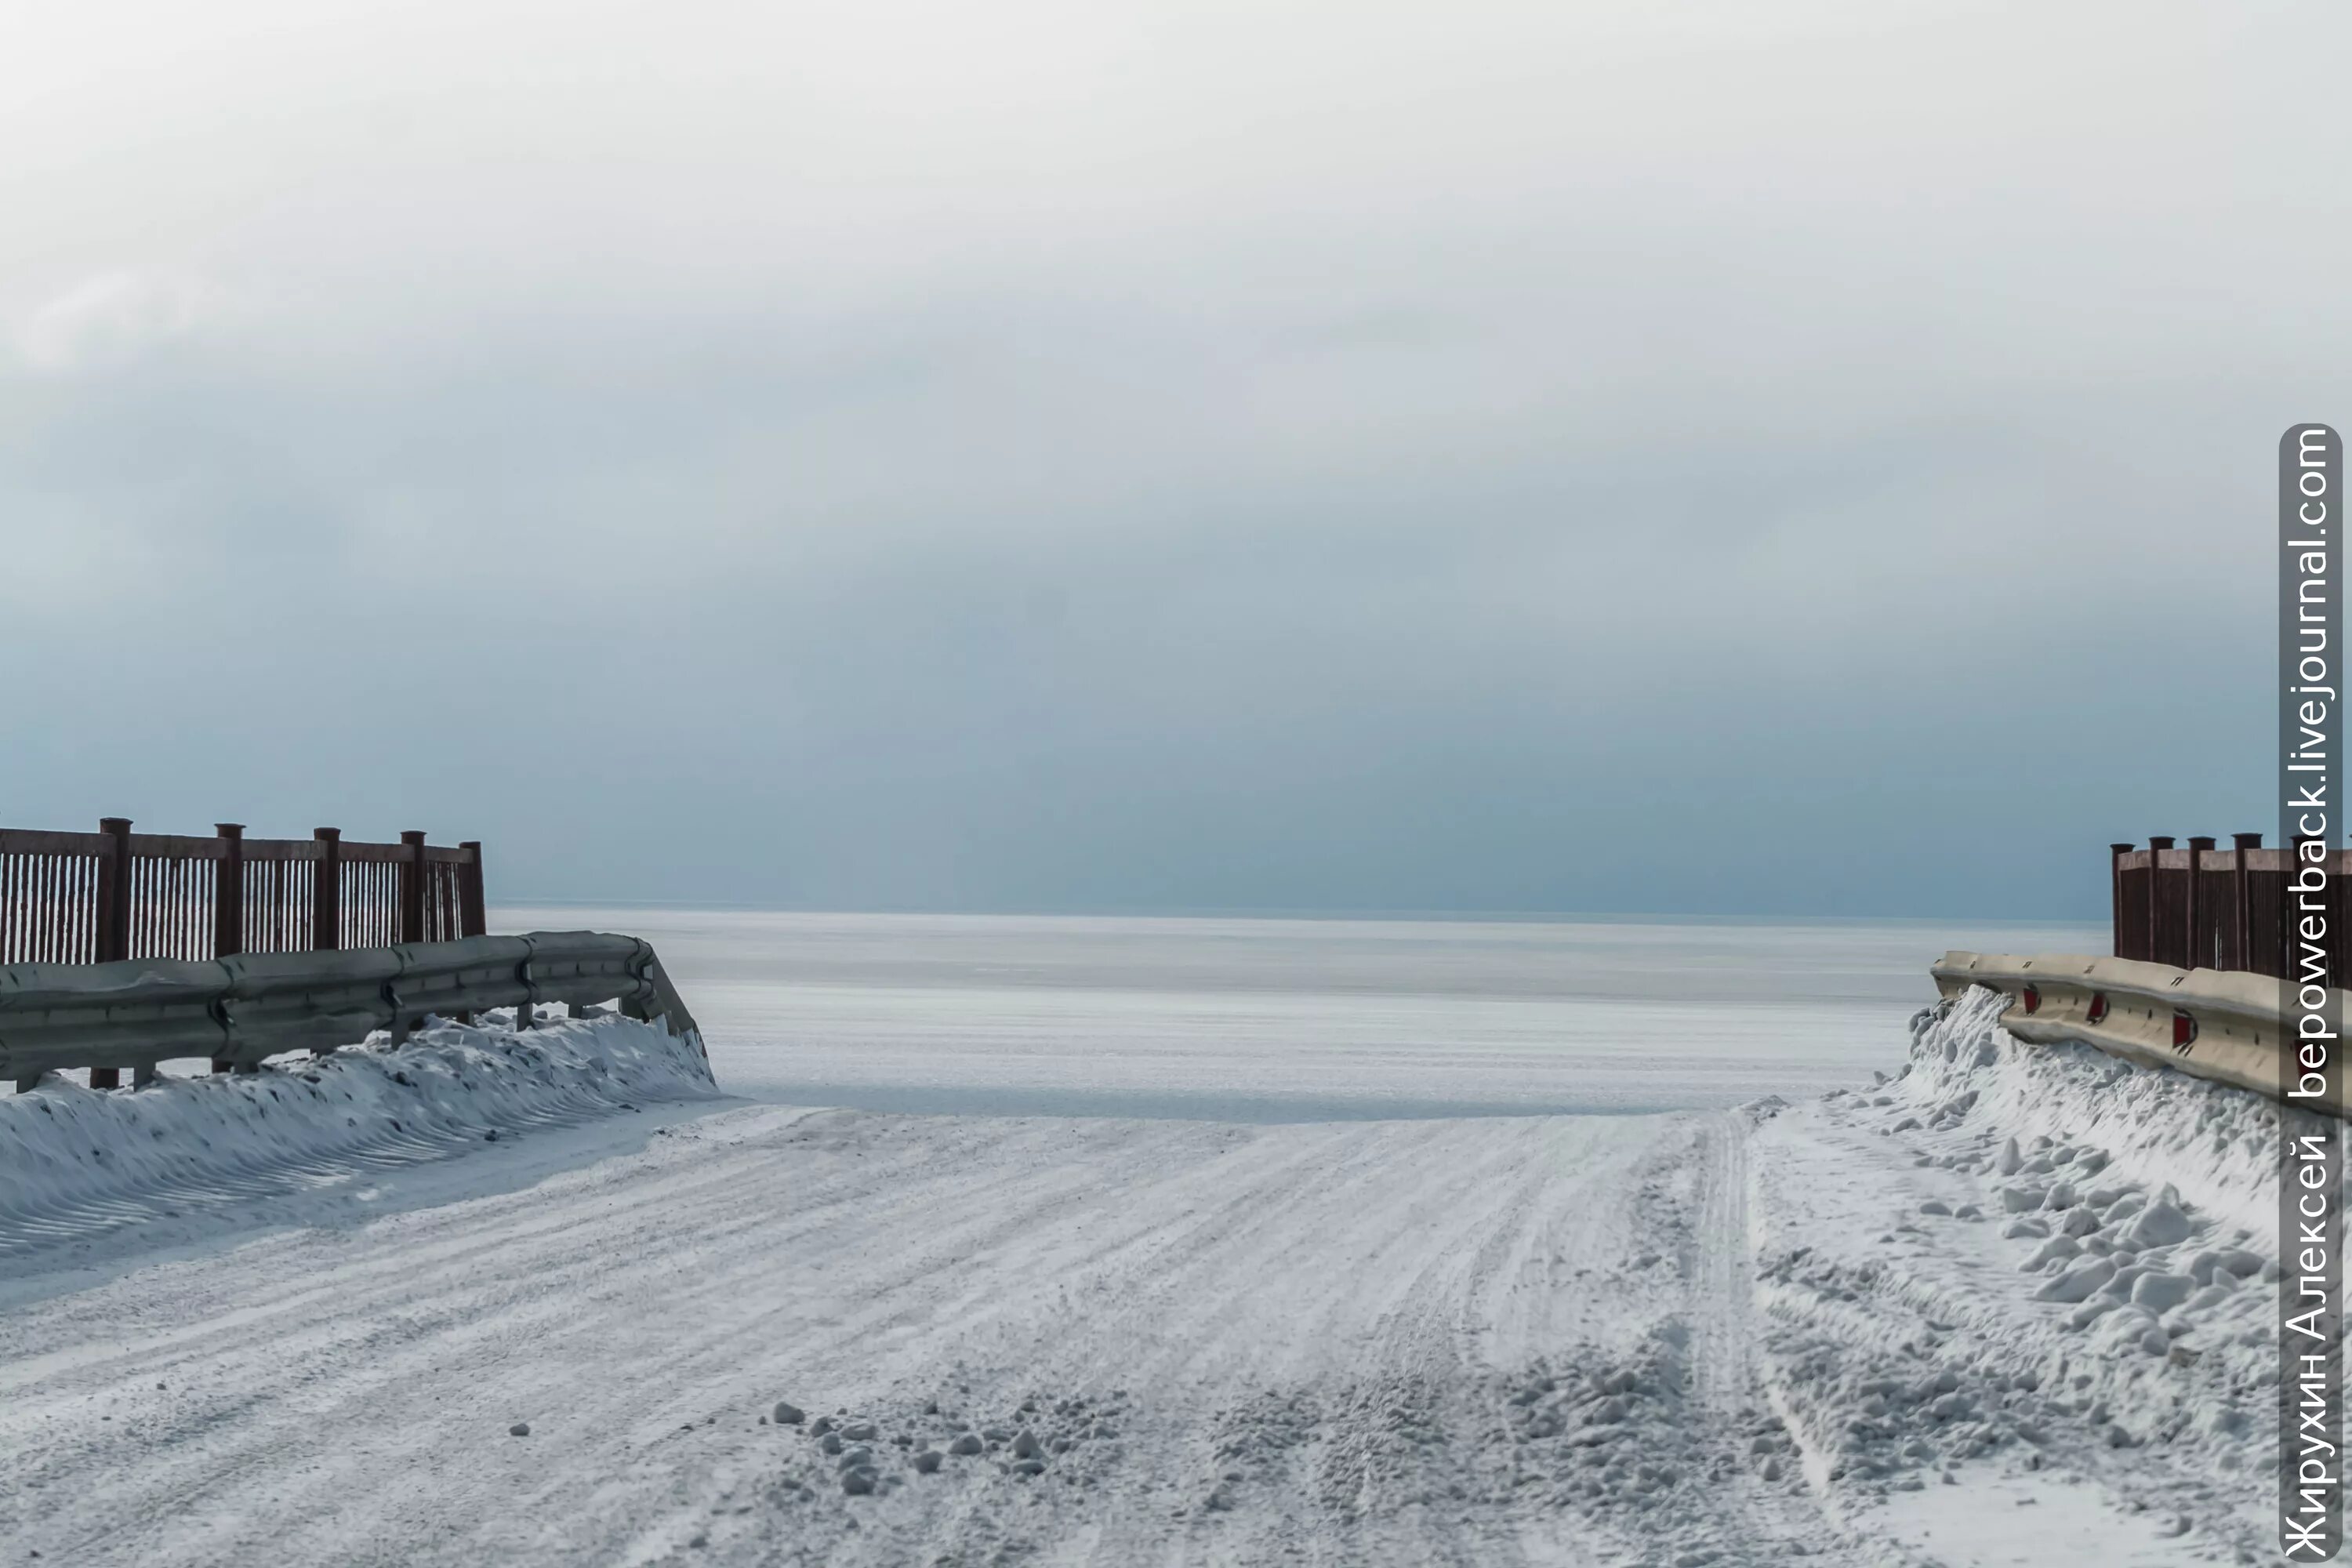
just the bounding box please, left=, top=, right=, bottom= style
left=0, top=986, right=2288, bottom=1566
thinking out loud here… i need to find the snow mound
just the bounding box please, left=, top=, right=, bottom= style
left=1902, top=985, right=2281, bottom=1236
left=0, top=1011, right=718, bottom=1262
left=1755, top=983, right=2290, bottom=1541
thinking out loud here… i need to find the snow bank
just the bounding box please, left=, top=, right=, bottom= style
left=1756, top=983, right=2289, bottom=1536
left=1886, top=987, right=2282, bottom=1379
left=1901, top=985, right=2281, bottom=1236
left=0, top=1011, right=718, bottom=1259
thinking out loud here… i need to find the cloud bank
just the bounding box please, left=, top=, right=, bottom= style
left=2, top=0, right=2344, bottom=917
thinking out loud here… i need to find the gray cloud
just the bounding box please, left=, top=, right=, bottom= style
left=1, top=0, right=2342, bottom=918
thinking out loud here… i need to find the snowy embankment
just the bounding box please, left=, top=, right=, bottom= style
left=0, top=1011, right=719, bottom=1265
left=1744, top=982, right=2284, bottom=1560
left=0, top=983, right=2296, bottom=1567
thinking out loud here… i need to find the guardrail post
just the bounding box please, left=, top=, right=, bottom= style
left=399, top=831, right=426, bottom=944
left=2233, top=831, right=2263, bottom=975
left=458, top=842, right=487, bottom=938
left=2110, top=843, right=2133, bottom=959
left=2147, top=836, right=2175, bottom=967
left=311, top=828, right=342, bottom=951
left=215, top=823, right=245, bottom=958
left=514, top=953, right=536, bottom=1030
left=2186, top=836, right=2215, bottom=970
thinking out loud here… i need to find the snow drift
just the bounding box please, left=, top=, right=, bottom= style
left=1744, top=982, right=2289, bottom=1552
left=1904, top=984, right=2286, bottom=1238
left=0, top=1011, right=719, bottom=1262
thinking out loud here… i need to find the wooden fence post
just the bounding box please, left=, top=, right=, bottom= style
left=2110, top=843, right=2132, bottom=959
left=448, top=840, right=488, bottom=1022
left=88, top=818, right=133, bottom=1089
left=215, top=823, right=245, bottom=958
left=311, top=828, right=342, bottom=952
left=458, top=841, right=487, bottom=938
left=95, top=817, right=132, bottom=964
left=2147, top=836, right=2175, bottom=967
left=2234, top=832, right=2263, bottom=975
left=399, top=831, right=427, bottom=945
left=2185, top=836, right=2215, bottom=970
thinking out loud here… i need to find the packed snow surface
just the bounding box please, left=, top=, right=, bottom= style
left=0, top=985, right=2293, bottom=1564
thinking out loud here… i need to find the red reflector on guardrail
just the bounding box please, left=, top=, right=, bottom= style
left=2020, top=985, right=2040, bottom=1014
left=2086, top=992, right=2108, bottom=1025
left=2172, top=1008, right=2197, bottom=1052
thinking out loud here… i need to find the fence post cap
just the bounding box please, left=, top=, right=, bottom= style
left=313, top=826, right=343, bottom=841
left=99, top=817, right=131, bottom=833
left=2110, top=842, right=2136, bottom=854
left=2148, top=835, right=2176, bottom=848
left=216, top=822, right=245, bottom=838
left=2188, top=834, right=2217, bottom=849
left=2233, top=831, right=2265, bottom=848
left=399, top=829, right=427, bottom=845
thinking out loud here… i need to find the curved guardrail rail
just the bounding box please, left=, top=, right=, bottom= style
left=0, top=931, right=702, bottom=1091
left=1930, top=949, right=2340, bottom=1113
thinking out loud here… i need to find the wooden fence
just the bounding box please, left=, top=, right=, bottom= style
left=2111, top=835, right=2352, bottom=986
left=0, top=819, right=485, bottom=969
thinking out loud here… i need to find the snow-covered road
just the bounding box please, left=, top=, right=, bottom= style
left=0, top=995, right=2281, bottom=1566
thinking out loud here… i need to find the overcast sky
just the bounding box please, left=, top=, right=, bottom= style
left=3, top=0, right=2345, bottom=918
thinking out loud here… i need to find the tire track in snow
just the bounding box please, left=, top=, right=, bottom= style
left=0, top=1107, right=1673, bottom=1567
left=3, top=1067, right=2244, bottom=1568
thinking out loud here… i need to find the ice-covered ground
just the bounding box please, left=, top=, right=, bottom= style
left=0, top=987, right=2290, bottom=1565
left=508, top=907, right=2106, bottom=1119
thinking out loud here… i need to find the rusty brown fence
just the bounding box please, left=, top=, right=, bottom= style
left=0, top=819, right=485, bottom=969
left=2110, top=834, right=2352, bottom=986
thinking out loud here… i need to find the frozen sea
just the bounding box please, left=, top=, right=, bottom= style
left=492, top=909, right=2103, bottom=1122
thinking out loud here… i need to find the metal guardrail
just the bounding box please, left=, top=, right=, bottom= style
left=1930, top=949, right=2343, bottom=1115
left=0, top=931, right=702, bottom=1092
